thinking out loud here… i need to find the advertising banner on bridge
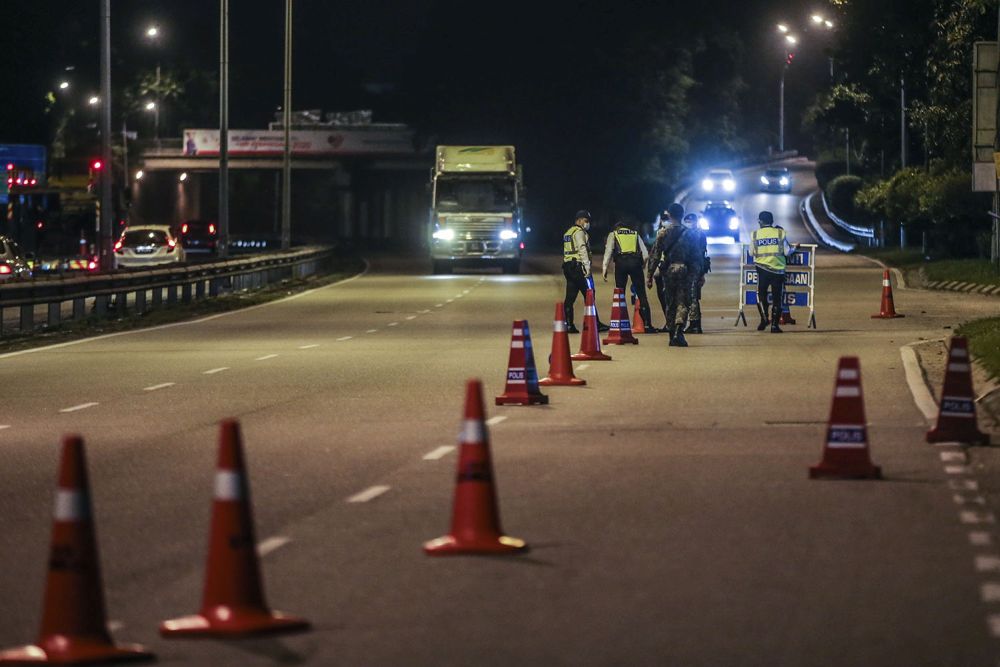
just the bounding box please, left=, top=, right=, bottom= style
left=736, top=243, right=817, bottom=329
left=181, top=129, right=416, bottom=157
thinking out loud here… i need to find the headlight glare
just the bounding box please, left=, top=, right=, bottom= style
left=499, top=229, right=518, bottom=240
left=729, top=217, right=740, bottom=230
left=779, top=177, right=789, bottom=186
left=701, top=179, right=714, bottom=191
left=723, top=178, right=736, bottom=192
left=433, top=228, right=455, bottom=241
left=698, top=217, right=710, bottom=231
left=760, top=176, right=769, bottom=185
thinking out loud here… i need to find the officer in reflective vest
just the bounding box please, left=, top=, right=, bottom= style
left=602, top=220, right=657, bottom=333
left=750, top=210, right=799, bottom=333
left=562, top=210, right=595, bottom=334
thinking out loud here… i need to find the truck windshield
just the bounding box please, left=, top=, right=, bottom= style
left=436, top=179, right=515, bottom=213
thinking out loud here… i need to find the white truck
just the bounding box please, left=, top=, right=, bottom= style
left=428, top=146, right=524, bottom=274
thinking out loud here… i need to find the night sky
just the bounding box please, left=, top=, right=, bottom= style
left=1, top=1, right=834, bottom=225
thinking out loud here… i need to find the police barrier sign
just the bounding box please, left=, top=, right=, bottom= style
left=736, top=242, right=818, bottom=329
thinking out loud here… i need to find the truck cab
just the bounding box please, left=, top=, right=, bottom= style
left=429, top=146, right=523, bottom=274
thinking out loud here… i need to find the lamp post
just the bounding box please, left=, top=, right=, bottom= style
left=219, top=0, right=230, bottom=258
left=99, top=0, right=113, bottom=271
left=778, top=33, right=797, bottom=153
left=145, top=24, right=162, bottom=151
left=281, top=0, right=293, bottom=250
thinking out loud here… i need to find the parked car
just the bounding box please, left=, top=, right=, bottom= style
left=114, top=225, right=186, bottom=269
left=176, top=219, right=218, bottom=255
left=700, top=168, right=736, bottom=196
left=0, top=235, right=32, bottom=281
left=698, top=202, right=741, bottom=243
left=760, top=167, right=792, bottom=193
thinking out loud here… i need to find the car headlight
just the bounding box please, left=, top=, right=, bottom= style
left=723, top=178, right=736, bottom=192
left=701, top=178, right=714, bottom=191
left=779, top=177, right=789, bottom=186
left=728, top=216, right=740, bottom=230
left=433, top=228, right=455, bottom=241
left=499, top=229, right=518, bottom=240
left=698, top=217, right=710, bottom=231
left=760, top=176, right=769, bottom=185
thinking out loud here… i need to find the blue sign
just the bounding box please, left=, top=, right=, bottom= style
left=744, top=269, right=811, bottom=287
left=745, top=291, right=809, bottom=307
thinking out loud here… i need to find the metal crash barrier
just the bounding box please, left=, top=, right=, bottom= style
left=736, top=243, right=817, bottom=329
left=0, top=246, right=336, bottom=337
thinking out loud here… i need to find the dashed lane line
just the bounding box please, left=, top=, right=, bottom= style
left=257, top=536, right=292, bottom=557
left=446, top=299, right=454, bottom=303
left=366, top=329, right=378, bottom=333
left=143, top=382, right=175, bottom=392
left=337, top=336, right=353, bottom=341
left=435, top=304, right=443, bottom=308
left=486, top=416, right=508, bottom=426
left=988, top=616, right=1000, bottom=638
left=203, top=367, right=229, bottom=375
left=960, top=511, right=996, bottom=524
left=0, top=425, right=9, bottom=431
left=388, top=322, right=399, bottom=327
left=60, top=402, right=99, bottom=413
left=941, top=451, right=966, bottom=462
left=255, top=354, right=279, bottom=361
left=347, top=485, right=391, bottom=503
left=975, top=556, right=1000, bottom=573
left=982, top=583, right=1000, bottom=602
left=577, top=364, right=590, bottom=371
left=423, top=446, right=455, bottom=460
left=419, top=309, right=431, bottom=314
left=298, top=344, right=319, bottom=349
left=406, top=315, right=417, bottom=320
left=971, top=532, right=994, bottom=546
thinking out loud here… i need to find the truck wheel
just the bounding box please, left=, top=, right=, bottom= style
left=432, top=260, right=452, bottom=275
left=501, top=260, right=520, bottom=274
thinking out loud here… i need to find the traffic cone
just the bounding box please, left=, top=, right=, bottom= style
left=871, top=269, right=904, bottom=319
left=927, top=337, right=989, bottom=445
left=572, top=290, right=612, bottom=361
left=0, top=436, right=154, bottom=664
left=603, top=287, right=639, bottom=345
left=631, top=298, right=647, bottom=334
left=425, top=379, right=528, bottom=555
left=809, top=357, right=882, bottom=479
left=160, top=420, right=310, bottom=638
left=539, top=303, right=586, bottom=386
left=495, top=320, right=549, bottom=405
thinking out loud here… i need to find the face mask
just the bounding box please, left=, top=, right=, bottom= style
left=583, top=221, right=591, bottom=231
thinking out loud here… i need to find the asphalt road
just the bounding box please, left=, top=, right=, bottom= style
left=1, top=162, right=999, bottom=666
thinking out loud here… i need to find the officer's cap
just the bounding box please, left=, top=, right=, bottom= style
left=575, top=210, right=592, bottom=221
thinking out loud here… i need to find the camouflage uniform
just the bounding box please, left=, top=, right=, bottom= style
left=647, top=220, right=693, bottom=330
left=687, top=226, right=708, bottom=323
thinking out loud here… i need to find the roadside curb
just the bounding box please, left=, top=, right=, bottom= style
left=923, top=278, right=1000, bottom=297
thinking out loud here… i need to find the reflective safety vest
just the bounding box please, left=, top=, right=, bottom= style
left=613, top=228, right=639, bottom=255
left=752, top=226, right=787, bottom=273
left=563, top=225, right=586, bottom=262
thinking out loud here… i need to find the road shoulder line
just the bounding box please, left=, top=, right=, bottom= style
left=900, top=341, right=940, bottom=423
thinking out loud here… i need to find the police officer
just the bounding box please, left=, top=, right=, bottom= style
left=562, top=210, right=594, bottom=334
left=646, top=202, right=693, bottom=347
left=602, top=219, right=658, bottom=333
left=750, top=210, right=799, bottom=333
left=682, top=213, right=709, bottom=334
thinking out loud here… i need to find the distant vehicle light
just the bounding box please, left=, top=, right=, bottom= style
left=701, top=178, right=714, bottom=192
left=135, top=170, right=144, bottom=181
left=519, top=242, right=525, bottom=250
left=0, top=264, right=11, bottom=274
left=114, top=239, right=123, bottom=252
left=208, top=223, right=216, bottom=234
left=722, top=178, right=736, bottom=192
left=433, top=228, right=455, bottom=241
left=179, top=172, right=188, bottom=182
left=698, top=217, right=710, bottom=231
left=181, top=223, right=189, bottom=234
left=499, top=229, right=518, bottom=240
left=167, top=238, right=177, bottom=251
left=760, top=176, right=769, bottom=185
left=87, top=260, right=97, bottom=271
left=779, top=177, right=789, bottom=186
left=729, top=217, right=740, bottom=230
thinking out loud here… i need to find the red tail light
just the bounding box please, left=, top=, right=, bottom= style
left=114, top=239, right=123, bottom=252
left=208, top=223, right=216, bottom=235
left=519, top=242, right=525, bottom=250
left=87, top=260, right=97, bottom=271
left=0, top=264, right=11, bottom=275
left=181, top=223, right=189, bottom=234
left=167, top=238, right=177, bottom=252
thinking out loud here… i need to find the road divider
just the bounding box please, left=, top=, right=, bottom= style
left=809, top=357, right=882, bottom=480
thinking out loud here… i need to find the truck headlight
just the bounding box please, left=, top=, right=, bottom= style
left=499, top=229, right=518, bottom=240
left=729, top=217, right=740, bottom=230
left=433, top=228, right=455, bottom=241
left=701, top=178, right=714, bottom=191
left=723, top=178, right=736, bottom=192
left=698, top=217, right=709, bottom=230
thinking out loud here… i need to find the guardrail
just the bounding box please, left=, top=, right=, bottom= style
left=0, top=246, right=336, bottom=337
left=820, top=191, right=875, bottom=239
left=801, top=193, right=855, bottom=253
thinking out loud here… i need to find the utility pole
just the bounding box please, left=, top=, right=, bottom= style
left=779, top=63, right=786, bottom=153
left=99, top=0, right=113, bottom=271
left=281, top=0, right=293, bottom=250
left=218, top=0, right=230, bottom=258
left=900, top=76, right=907, bottom=169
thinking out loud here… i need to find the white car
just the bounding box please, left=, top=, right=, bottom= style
left=0, top=235, right=32, bottom=281
left=114, top=225, right=186, bottom=269
left=701, top=169, right=736, bottom=196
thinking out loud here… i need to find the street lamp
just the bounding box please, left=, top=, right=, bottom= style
left=58, top=81, right=70, bottom=90
left=776, top=23, right=789, bottom=33
left=88, top=96, right=100, bottom=106
left=145, top=25, right=159, bottom=39
left=144, top=23, right=163, bottom=150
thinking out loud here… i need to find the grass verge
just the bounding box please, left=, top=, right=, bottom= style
left=957, top=316, right=1000, bottom=382
left=864, top=248, right=1000, bottom=287
left=0, top=254, right=365, bottom=356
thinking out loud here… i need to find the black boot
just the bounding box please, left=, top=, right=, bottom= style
left=667, top=325, right=676, bottom=345
left=756, top=304, right=768, bottom=331
left=685, top=319, right=702, bottom=334
left=770, top=324, right=783, bottom=333
left=566, top=322, right=580, bottom=334
left=640, top=306, right=659, bottom=333
left=770, top=307, right=782, bottom=333
left=597, top=320, right=610, bottom=332
left=672, top=328, right=688, bottom=347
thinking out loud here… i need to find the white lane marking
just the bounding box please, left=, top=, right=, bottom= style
left=446, top=299, right=454, bottom=303
left=255, top=354, right=279, bottom=361
left=366, top=329, right=378, bottom=333
left=107, top=620, right=124, bottom=633
left=388, top=322, right=399, bottom=327
left=257, top=535, right=291, bottom=557
left=298, top=344, right=319, bottom=349
left=940, top=451, right=966, bottom=462
left=971, top=532, right=994, bottom=546
left=337, top=336, right=353, bottom=341
left=900, top=342, right=944, bottom=422
left=347, top=485, right=390, bottom=503
left=961, top=511, right=996, bottom=524
left=982, top=583, right=1000, bottom=602
left=143, top=382, right=175, bottom=392
left=419, top=309, right=430, bottom=314
left=435, top=304, right=443, bottom=308
left=950, top=480, right=979, bottom=491
left=955, top=494, right=987, bottom=506
left=988, top=615, right=1000, bottom=637
left=406, top=315, right=417, bottom=320
left=423, top=446, right=455, bottom=461
left=204, top=367, right=229, bottom=375
left=486, top=416, right=508, bottom=426
left=60, top=402, right=99, bottom=413
left=577, top=364, right=590, bottom=370
left=455, top=294, right=464, bottom=299
left=462, top=289, right=470, bottom=294
left=976, top=556, right=1000, bottom=573
left=0, top=425, right=9, bottom=431
left=946, top=466, right=973, bottom=475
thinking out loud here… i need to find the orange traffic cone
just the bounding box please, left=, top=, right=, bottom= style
left=0, top=436, right=154, bottom=664
left=572, top=290, right=612, bottom=361
left=631, top=297, right=647, bottom=334
left=927, top=337, right=989, bottom=445
left=603, top=287, right=639, bottom=345
left=495, top=320, right=549, bottom=405
left=809, top=357, right=882, bottom=479
left=160, top=420, right=310, bottom=638
left=425, top=379, right=528, bottom=555
left=871, top=269, right=904, bottom=319
left=539, top=303, right=586, bottom=386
